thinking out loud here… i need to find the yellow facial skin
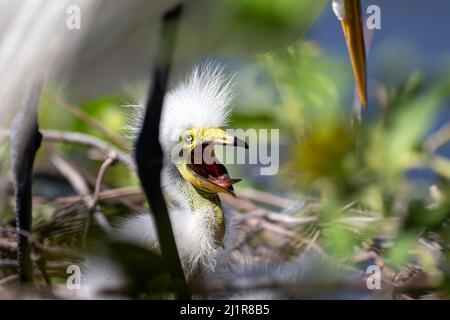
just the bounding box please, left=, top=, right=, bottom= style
left=341, top=0, right=367, bottom=107
left=176, top=128, right=247, bottom=197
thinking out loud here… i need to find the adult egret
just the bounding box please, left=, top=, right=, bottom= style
left=0, top=0, right=368, bottom=297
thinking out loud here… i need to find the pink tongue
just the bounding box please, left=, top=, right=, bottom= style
left=208, top=175, right=241, bottom=188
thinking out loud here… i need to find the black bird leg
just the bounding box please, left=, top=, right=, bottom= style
left=135, top=5, right=190, bottom=299
left=10, top=82, right=43, bottom=283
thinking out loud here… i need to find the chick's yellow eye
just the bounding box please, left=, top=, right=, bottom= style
left=185, top=134, right=193, bottom=143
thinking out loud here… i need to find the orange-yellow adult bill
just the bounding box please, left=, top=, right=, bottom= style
left=340, top=0, right=367, bottom=107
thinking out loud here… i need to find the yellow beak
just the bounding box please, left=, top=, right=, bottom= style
left=201, top=128, right=249, bottom=149
left=341, top=0, right=367, bottom=107
left=177, top=128, right=247, bottom=197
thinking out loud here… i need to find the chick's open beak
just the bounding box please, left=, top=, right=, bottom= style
left=177, top=128, right=247, bottom=197
left=341, top=0, right=367, bottom=107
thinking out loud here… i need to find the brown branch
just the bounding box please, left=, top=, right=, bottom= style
left=0, top=228, right=82, bottom=261
left=0, top=128, right=134, bottom=170
left=93, top=151, right=118, bottom=199
left=47, top=146, right=113, bottom=239
left=235, top=189, right=299, bottom=209
left=89, top=152, right=118, bottom=235
left=55, top=186, right=143, bottom=204
left=45, top=89, right=131, bottom=151
left=47, top=144, right=94, bottom=207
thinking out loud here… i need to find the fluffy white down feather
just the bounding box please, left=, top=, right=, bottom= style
left=116, top=210, right=219, bottom=275
left=81, top=210, right=219, bottom=298
left=160, top=63, right=234, bottom=154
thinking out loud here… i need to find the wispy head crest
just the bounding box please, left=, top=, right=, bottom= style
left=160, top=62, right=235, bottom=153
left=124, top=62, right=235, bottom=154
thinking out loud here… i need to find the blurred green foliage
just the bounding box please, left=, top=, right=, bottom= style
left=176, top=0, right=326, bottom=59
left=2, top=22, right=450, bottom=298
left=38, top=90, right=138, bottom=189
left=232, top=40, right=450, bottom=292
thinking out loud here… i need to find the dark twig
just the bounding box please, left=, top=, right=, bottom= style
left=32, top=243, right=52, bottom=287
left=55, top=186, right=143, bottom=204
left=47, top=145, right=113, bottom=239
left=0, top=237, right=82, bottom=261
left=135, top=4, right=190, bottom=299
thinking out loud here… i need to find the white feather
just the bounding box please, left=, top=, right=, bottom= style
left=116, top=209, right=218, bottom=277
left=159, top=63, right=234, bottom=154
left=123, top=63, right=234, bottom=155
left=81, top=256, right=127, bottom=299
left=80, top=208, right=219, bottom=298
left=0, top=0, right=100, bottom=127
left=332, top=0, right=346, bottom=21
